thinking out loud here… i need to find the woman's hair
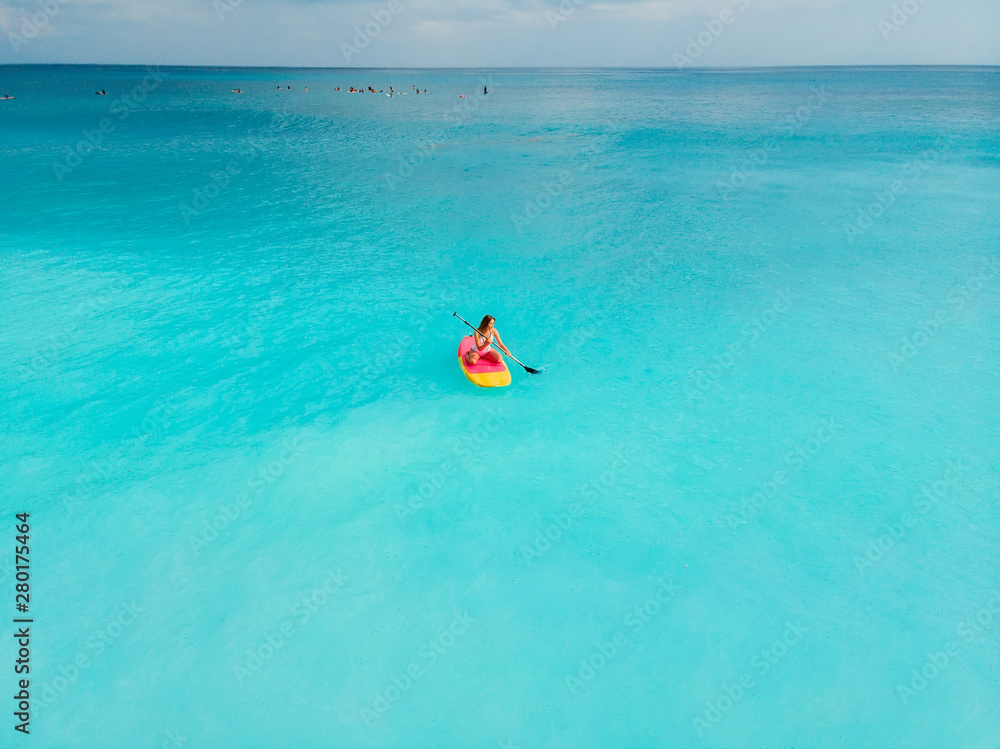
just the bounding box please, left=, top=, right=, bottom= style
left=477, top=315, right=494, bottom=333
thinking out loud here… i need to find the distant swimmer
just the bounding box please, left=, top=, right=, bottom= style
left=95, top=89, right=106, bottom=95
left=460, top=94, right=466, bottom=98
left=483, top=86, right=488, bottom=95
left=232, top=88, right=242, bottom=93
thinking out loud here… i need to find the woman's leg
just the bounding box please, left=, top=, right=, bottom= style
left=481, top=350, right=502, bottom=364
left=465, top=350, right=480, bottom=365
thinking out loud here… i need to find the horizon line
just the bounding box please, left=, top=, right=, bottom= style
left=2, top=63, right=998, bottom=71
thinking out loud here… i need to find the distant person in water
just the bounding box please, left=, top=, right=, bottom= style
left=483, top=86, right=488, bottom=95
left=464, top=315, right=509, bottom=366
left=96, top=89, right=106, bottom=95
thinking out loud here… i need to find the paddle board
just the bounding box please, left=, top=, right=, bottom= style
left=458, top=336, right=511, bottom=388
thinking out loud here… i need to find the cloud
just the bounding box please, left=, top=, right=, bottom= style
left=590, top=0, right=688, bottom=23
left=0, top=0, right=997, bottom=66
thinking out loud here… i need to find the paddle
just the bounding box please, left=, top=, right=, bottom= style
left=453, top=312, right=542, bottom=374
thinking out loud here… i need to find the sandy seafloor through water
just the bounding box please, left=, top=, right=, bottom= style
left=1, top=65, right=998, bottom=747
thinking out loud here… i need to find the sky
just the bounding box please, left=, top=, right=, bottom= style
left=0, top=0, right=998, bottom=68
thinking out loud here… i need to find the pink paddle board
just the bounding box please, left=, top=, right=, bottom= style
left=457, top=336, right=511, bottom=388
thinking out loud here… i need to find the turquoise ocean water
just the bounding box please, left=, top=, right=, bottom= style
left=1, top=66, right=998, bottom=747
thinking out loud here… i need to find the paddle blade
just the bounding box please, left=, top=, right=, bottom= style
left=524, top=365, right=542, bottom=374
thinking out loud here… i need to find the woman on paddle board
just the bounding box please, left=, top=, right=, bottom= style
left=465, top=315, right=510, bottom=366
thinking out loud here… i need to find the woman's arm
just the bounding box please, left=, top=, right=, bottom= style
left=493, top=331, right=511, bottom=355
